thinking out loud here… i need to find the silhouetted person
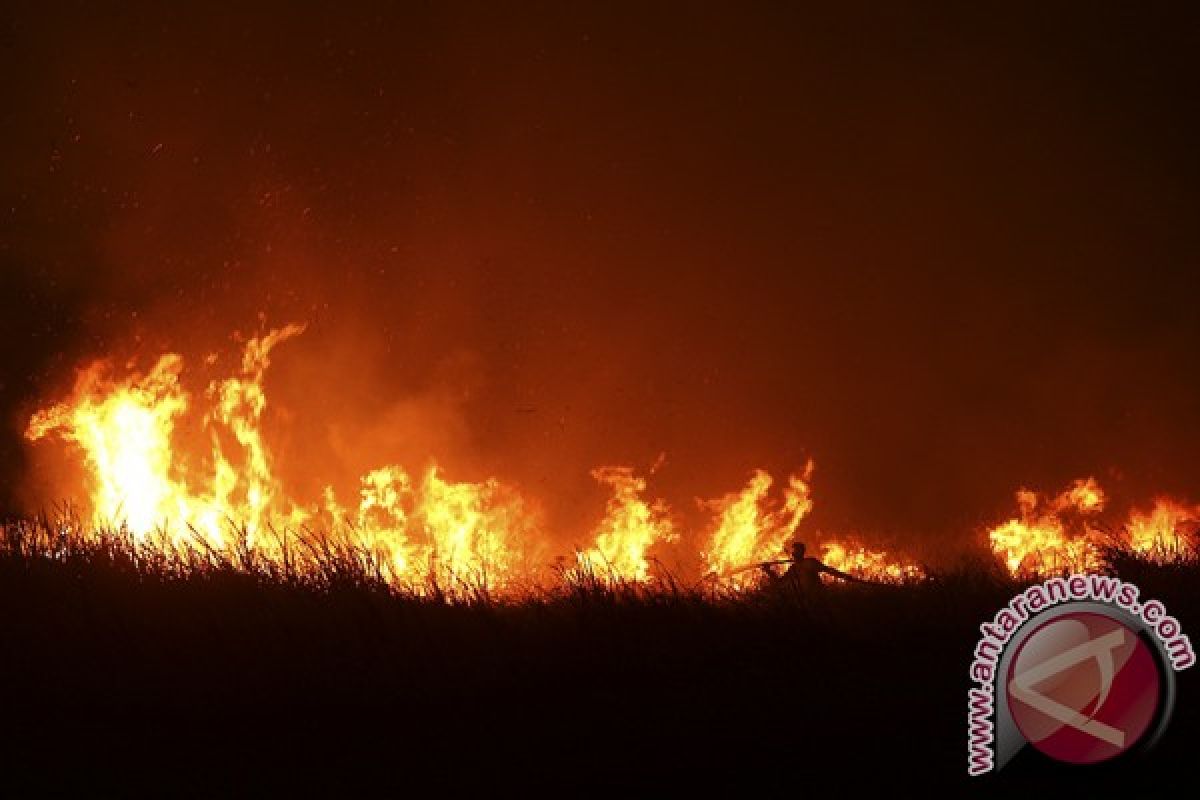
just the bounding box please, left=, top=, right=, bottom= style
left=779, top=541, right=860, bottom=590
left=781, top=541, right=824, bottom=590
left=749, top=541, right=861, bottom=592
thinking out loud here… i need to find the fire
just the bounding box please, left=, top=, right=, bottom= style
left=1126, top=499, right=1200, bottom=563
left=418, top=467, right=535, bottom=592
left=820, top=540, right=923, bottom=584
left=701, top=465, right=813, bottom=587
left=323, top=465, right=539, bottom=594
left=342, top=466, right=414, bottom=579
left=54, top=322, right=1200, bottom=595
left=987, top=479, right=1107, bottom=576
left=25, top=325, right=539, bottom=596
left=699, top=464, right=923, bottom=587
left=578, top=466, right=677, bottom=582
left=27, top=353, right=193, bottom=540
left=988, top=478, right=1200, bottom=576
left=1055, top=477, right=1106, bottom=513
left=26, top=327, right=309, bottom=548
left=205, top=323, right=307, bottom=541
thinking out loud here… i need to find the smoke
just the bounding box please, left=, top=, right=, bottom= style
left=4, top=4, right=1200, bottom=555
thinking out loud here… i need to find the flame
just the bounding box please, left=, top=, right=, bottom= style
left=204, top=323, right=307, bottom=541
left=343, top=465, right=415, bottom=579
left=26, top=328, right=310, bottom=548
left=27, top=354, right=193, bottom=540
left=698, top=464, right=923, bottom=587
left=820, top=539, right=923, bottom=584
left=50, top=322, right=1200, bottom=596
left=577, top=466, right=677, bottom=582
left=1125, top=498, right=1200, bottom=563
left=323, top=465, right=539, bottom=594
left=987, top=479, right=1106, bottom=576
left=987, top=478, right=1200, bottom=576
left=418, top=467, right=535, bottom=593
left=25, top=325, right=540, bottom=597
left=700, top=465, right=814, bottom=587
left=1052, top=477, right=1106, bottom=514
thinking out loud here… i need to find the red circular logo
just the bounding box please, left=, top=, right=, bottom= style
left=1006, top=612, right=1161, bottom=765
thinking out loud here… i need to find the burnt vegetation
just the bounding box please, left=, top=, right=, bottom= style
left=1, top=517, right=1197, bottom=794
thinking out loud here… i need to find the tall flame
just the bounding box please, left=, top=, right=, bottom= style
left=205, top=323, right=307, bottom=540
left=578, top=466, right=677, bottom=582
left=27, top=354, right=193, bottom=539
left=418, top=467, right=535, bottom=592
left=701, top=465, right=814, bottom=586
left=26, top=327, right=311, bottom=548
left=344, top=465, right=414, bottom=579
left=25, top=325, right=541, bottom=596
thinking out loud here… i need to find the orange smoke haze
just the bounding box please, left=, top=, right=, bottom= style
left=4, top=5, right=1200, bottom=576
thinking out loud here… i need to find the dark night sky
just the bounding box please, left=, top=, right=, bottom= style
left=1, top=3, right=1198, bottom=555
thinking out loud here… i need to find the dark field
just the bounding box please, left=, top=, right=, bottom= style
left=1, top=522, right=1196, bottom=795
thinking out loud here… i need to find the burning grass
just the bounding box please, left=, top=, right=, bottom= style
left=28, top=324, right=1200, bottom=592
left=5, top=507, right=1196, bottom=606
left=21, top=325, right=932, bottom=591
left=1, top=510, right=936, bottom=607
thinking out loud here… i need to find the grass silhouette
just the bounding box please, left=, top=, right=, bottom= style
left=1, top=515, right=1196, bottom=793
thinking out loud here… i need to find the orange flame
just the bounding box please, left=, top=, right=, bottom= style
left=418, top=467, right=537, bottom=592
left=26, top=327, right=310, bottom=548
left=701, top=465, right=813, bottom=587
left=578, top=466, right=677, bottom=582
left=987, top=478, right=1107, bottom=577
left=820, top=539, right=923, bottom=584
left=25, top=325, right=541, bottom=597
left=1125, top=498, right=1200, bottom=564
left=341, top=465, right=415, bottom=579
left=699, top=464, right=922, bottom=587
left=987, top=478, right=1200, bottom=576
left=28, top=353, right=197, bottom=540
left=45, top=324, right=1178, bottom=594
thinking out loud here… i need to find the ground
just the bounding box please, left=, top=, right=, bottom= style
left=1, top=537, right=1196, bottom=795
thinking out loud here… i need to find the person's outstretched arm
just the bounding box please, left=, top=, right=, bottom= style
left=818, top=564, right=864, bottom=584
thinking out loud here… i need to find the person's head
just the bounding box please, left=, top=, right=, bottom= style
left=789, top=541, right=806, bottom=560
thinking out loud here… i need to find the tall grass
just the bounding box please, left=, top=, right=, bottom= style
left=2, top=511, right=1196, bottom=610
